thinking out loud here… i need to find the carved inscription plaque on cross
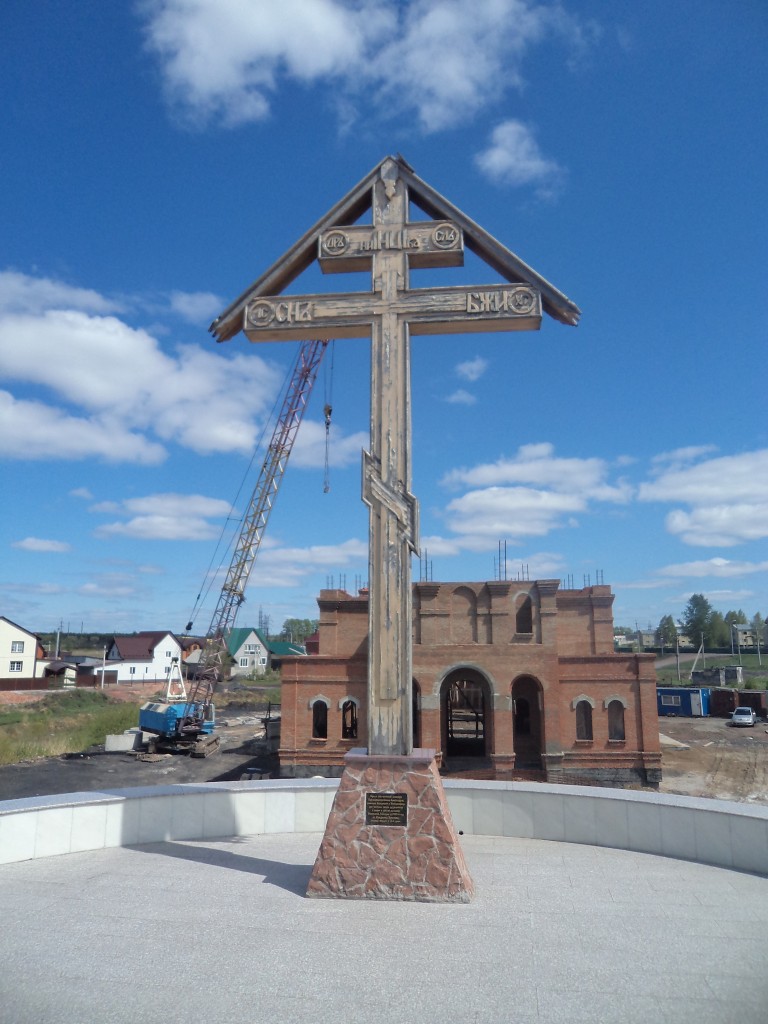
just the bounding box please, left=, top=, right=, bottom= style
left=243, top=158, right=542, bottom=757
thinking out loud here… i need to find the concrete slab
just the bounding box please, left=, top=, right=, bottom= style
left=0, top=833, right=766, bottom=1023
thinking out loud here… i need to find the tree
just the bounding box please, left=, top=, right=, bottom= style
left=708, top=611, right=730, bottom=648
left=724, top=609, right=748, bottom=628
left=279, top=618, right=319, bottom=645
left=752, top=612, right=765, bottom=645
left=681, top=593, right=713, bottom=647
left=655, top=615, right=677, bottom=648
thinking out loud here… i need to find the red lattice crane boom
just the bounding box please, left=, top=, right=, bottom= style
left=179, top=339, right=328, bottom=736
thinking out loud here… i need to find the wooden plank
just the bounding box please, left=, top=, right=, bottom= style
left=318, top=221, right=463, bottom=274
left=243, top=285, right=542, bottom=342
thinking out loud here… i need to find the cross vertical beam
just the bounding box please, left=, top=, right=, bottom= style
left=364, top=161, right=417, bottom=756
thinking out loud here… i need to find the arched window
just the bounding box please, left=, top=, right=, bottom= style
left=608, top=700, right=625, bottom=741
left=516, top=596, right=533, bottom=634
left=576, top=700, right=593, bottom=741
left=341, top=699, right=358, bottom=739
left=451, top=587, right=478, bottom=643
left=311, top=699, right=328, bottom=739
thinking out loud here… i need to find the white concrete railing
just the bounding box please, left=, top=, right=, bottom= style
left=1, top=779, right=766, bottom=876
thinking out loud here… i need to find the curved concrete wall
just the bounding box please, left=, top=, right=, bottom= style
left=1, top=779, right=766, bottom=876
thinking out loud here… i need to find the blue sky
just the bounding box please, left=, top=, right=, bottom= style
left=1, top=0, right=766, bottom=638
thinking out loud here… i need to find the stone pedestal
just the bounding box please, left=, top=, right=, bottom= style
left=306, top=748, right=474, bottom=902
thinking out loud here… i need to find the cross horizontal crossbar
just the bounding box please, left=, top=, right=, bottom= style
left=318, top=221, right=463, bottom=274
left=243, top=284, right=542, bottom=342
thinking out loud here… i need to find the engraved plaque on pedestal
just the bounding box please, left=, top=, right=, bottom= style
left=365, top=791, right=408, bottom=826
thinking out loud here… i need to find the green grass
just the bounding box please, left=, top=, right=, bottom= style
left=0, top=691, right=140, bottom=766
left=216, top=683, right=281, bottom=711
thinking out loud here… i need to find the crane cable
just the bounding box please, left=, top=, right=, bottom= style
left=184, top=358, right=294, bottom=633
left=323, top=341, right=335, bottom=493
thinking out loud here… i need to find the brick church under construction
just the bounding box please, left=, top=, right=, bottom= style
left=278, top=579, right=661, bottom=787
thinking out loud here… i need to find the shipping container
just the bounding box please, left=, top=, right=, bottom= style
left=709, top=687, right=739, bottom=718
left=656, top=687, right=710, bottom=717
left=736, top=691, right=768, bottom=720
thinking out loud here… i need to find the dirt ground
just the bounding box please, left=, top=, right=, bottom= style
left=658, top=714, right=768, bottom=805
left=1, top=688, right=767, bottom=805
left=0, top=688, right=278, bottom=802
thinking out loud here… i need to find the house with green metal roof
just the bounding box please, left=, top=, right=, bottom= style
left=226, top=627, right=270, bottom=677
left=266, top=639, right=307, bottom=670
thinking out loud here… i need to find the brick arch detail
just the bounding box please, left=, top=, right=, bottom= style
left=337, top=695, right=360, bottom=710
left=603, top=693, right=629, bottom=709
left=571, top=693, right=596, bottom=710
left=308, top=694, right=331, bottom=709
left=428, top=662, right=499, bottom=699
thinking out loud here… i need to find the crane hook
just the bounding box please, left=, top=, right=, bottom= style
left=323, top=403, right=332, bottom=493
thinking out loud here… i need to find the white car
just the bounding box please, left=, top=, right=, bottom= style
left=731, top=707, right=757, bottom=727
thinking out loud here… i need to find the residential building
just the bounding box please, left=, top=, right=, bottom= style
left=0, top=617, right=44, bottom=679
left=267, top=638, right=306, bottom=672
left=227, top=628, right=270, bottom=677
left=733, top=623, right=765, bottom=650
left=105, top=631, right=182, bottom=684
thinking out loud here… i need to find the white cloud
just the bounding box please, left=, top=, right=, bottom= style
left=169, top=290, right=223, bottom=324
left=640, top=448, right=768, bottom=546
left=93, top=492, right=233, bottom=541
left=455, top=357, right=487, bottom=382
left=474, top=120, right=564, bottom=196
left=418, top=534, right=462, bottom=557
left=0, top=390, right=166, bottom=464
left=442, top=442, right=631, bottom=501
left=0, top=269, right=120, bottom=316
left=438, top=442, right=630, bottom=546
left=650, top=444, right=718, bottom=469
left=79, top=577, right=139, bottom=597
left=69, top=487, right=93, bottom=500
left=0, top=272, right=283, bottom=463
left=140, top=0, right=596, bottom=135
left=657, top=557, right=768, bottom=579
left=446, top=485, right=584, bottom=539
left=445, top=389, right=476, bottom=406
left=254, top=537, right=368, bottom=587
left=12, top=537, right=72, bottom=553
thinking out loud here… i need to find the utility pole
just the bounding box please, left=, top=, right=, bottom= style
left=675, top=635, right=681, bottom=683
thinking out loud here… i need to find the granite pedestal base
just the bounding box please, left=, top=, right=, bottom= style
left=306, top=747, right=474, bottom=902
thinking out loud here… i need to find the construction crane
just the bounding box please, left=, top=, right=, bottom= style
left=138, top=339, right=329, bottom=755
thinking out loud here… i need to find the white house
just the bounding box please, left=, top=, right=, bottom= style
left=227, top=627, right=270, bottom=677
left=106, top=631, right=182, bottom=684
left=0, top=617, right=43, bottom=679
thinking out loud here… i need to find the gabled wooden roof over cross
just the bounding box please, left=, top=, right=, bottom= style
left=210, top=154, right=580, bottom=343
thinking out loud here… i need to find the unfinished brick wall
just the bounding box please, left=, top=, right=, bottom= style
left=279, top=580, right=661, bottom=786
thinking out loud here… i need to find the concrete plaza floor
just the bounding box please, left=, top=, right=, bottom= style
left=1, top=833, right=766, bottom=1024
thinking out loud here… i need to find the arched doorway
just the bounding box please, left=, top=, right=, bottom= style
left=440, top=668, right=492, bottom=760
left=511, top=675, right=543, bottom=769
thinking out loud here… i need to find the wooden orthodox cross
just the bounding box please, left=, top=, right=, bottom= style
left=215, top=156, right=578, bottom=760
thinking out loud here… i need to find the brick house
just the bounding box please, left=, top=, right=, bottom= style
left=277, top=580, right=661, bottom=788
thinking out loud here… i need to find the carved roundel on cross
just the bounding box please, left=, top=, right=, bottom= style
left=321, top=230, right=348, bottom=257
left=510, top=288, right=535, bottom=313
left=247, top=300, right=276, bottom=327
left=431, top=222, right=460, bottom=249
